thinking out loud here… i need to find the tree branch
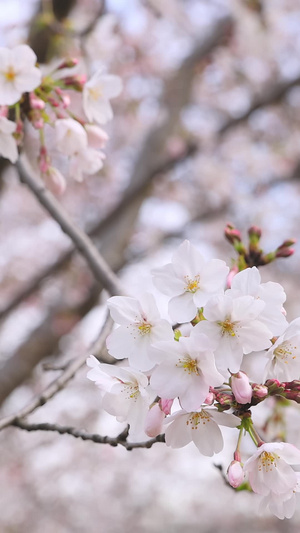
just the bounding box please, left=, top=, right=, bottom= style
left=0, top=312, right=113, bottom=430
left=17, top=160, right=126, bottom=297
left=11, top=420, right=166, bottom=450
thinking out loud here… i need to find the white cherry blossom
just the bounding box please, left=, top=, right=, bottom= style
left=69, top=147, right=105, bottom=181
left=0, top=117, right=18, bottom=163
left=152, top=240, right=229, bottom=323
left=0, top=45, right=41, bottom=105
left=251, top=318, right=300, bottom=382
left=106, top=293, right=174, bottom=371
left=54, top=118, right=88, bottom=156
left=86, top=355, right=151, bottom=438
left=164, top=408, right=240, bottom=455
left=194, top=292, right=272, bottom=374
left=228, top=266, right=287, bottom=335
left=243, top=442, right=300, bottom=496
left=258, top=473, right=300, bottom=520
left=83, top=68, right=123, bottom=124
left=150, top=330, right=224, bottom=411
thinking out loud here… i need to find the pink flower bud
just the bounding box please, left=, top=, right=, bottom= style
left=85, top=124, right=109, bottom=149
left=44, top=167, right=66, bottom=196
left=252, top=384, right=268, bottom=399
left=231, top=371, right=252, bottom=404
left=145, top=404, right=165, bottom=438
left=203, top=392, right=214, bottom=405
left=29, top=92, right=45, bottom=110
left=227, top=460, right=244, bottom=488
left=62, top=94, right=71, bottom=109
left=159, top=398, right=173, bottom=415
left=226, top=265, right=239, bottom=288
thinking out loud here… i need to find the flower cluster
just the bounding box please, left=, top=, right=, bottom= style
left=87, top=234, right=300, bottom=519
left=0, top=44, right=122, bottom=193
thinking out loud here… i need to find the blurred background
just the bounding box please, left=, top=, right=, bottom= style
left=1, top=0, right=300, bottom=531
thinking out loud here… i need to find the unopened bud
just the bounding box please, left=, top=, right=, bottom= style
left=63, top=74, right=86, bottom=91
left=252, top=384, right=268, bottom=399
left=248, top=226, right=262, bottom=240
left=29, top=92, right=45, bottom=110
left=44, top=167, right=66, bottom=196
left=204, top=392, right=214, bottom=405
left=231, top=371, right=252, bottom=404
left=224, top=224, right=242, bottom=244
left=159, top=398, right=173, bottom=415
left=276, top=247, right=295, bottom=258
left=57, top=58, right=79, bottom=70
left=145, top=404, right=165, bottom=438
left=227, top=460, right=244, bottom=488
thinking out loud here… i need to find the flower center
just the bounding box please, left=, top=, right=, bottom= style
left=184, top=275, right=200, bottom=293
left=137, top=320, right=152, bottom=335
left=273, top=341, right=297, bottom=363
left=218, top=318, right=236, bottom=337
left=5, top=67, right=16, bottom=82
left=259, top=451, right=278, bottom=472
left=186, top=411, right=210, bottom=429
left=177, top=356, right=199, bottom=375
left=89, top=87, right=102, bottom=101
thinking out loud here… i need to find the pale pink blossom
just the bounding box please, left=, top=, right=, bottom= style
left=0, top=117, right=18, bottom=163
left=152, top=240, right=229, bottom=323
left=228, top=267, right=287, bottom=335
left=262, top=318, right=300, bottom=382
left=83, top=68, right=123, bottom=124
left=107, top=293, right=174, bottom=371
left=0, top=45, right=41, bottom=105
left=55, top=118, right=87, bottom=156
left=195, top=292, right=272, bottom=374
left=244, top=442, right=300, bottom=496
left=227, top=460, right=244, bottom=488
left=231, top=371, right=252, bottom=404
left=258, top=473, right=300, bottom=520
left=69, top=147, right=105, bottom=181
left=150, top=330, right=224, bottom=411
left=164, top=408, right=240, bottom=455
left=86, top=355, right=151, bottom=438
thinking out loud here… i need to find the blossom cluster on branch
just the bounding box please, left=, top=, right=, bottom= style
left=0, top=44, right=122, bottom=192
left=87, top=229, right=300, bottom=520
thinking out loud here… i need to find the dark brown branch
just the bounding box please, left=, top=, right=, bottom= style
left=11, top=420, right=166, bottom=450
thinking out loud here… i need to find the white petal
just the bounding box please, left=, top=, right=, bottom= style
left=169, top=292, right=197, bottom=322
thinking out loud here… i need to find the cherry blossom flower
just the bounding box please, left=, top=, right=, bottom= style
left=44, top=166, right=66, bottom=195
left=69, top=147, right=105, bottom=181
left=164, top=408, right=240, bottom=455
left=194, top=292, right=272, bottom=374
left=228, top=266, right=287, bottom=335
left=243, top=442, right=300, bottom=496
left=0, top=45, right=41, bottom=105
left=0, top=117, right=18, bottom=163
left=86, top=355, right=151, bottom=438
left=54, top=118, right=88, bottom=156
left=83, top=68, right=123, bottom=124
left=152, top=240, right=229, bottom=323
left=106, top=293, right=174, bottom=371
left=262, top=318, right=300, bottom=382
left=150, top=331, right=224, bottom=411
left=258, top=473, right=300, bottom=520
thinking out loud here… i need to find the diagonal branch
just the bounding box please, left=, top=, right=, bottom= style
left=11, top=420, right=166, bottom=450
left=17, top=160, right=126, bottom=297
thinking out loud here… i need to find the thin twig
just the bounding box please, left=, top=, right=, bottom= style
left=11, top=419, right=166, bottom=450
left=0, top=313, right=113, bottom=430
left=17, top=160, right=125, bottom=297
